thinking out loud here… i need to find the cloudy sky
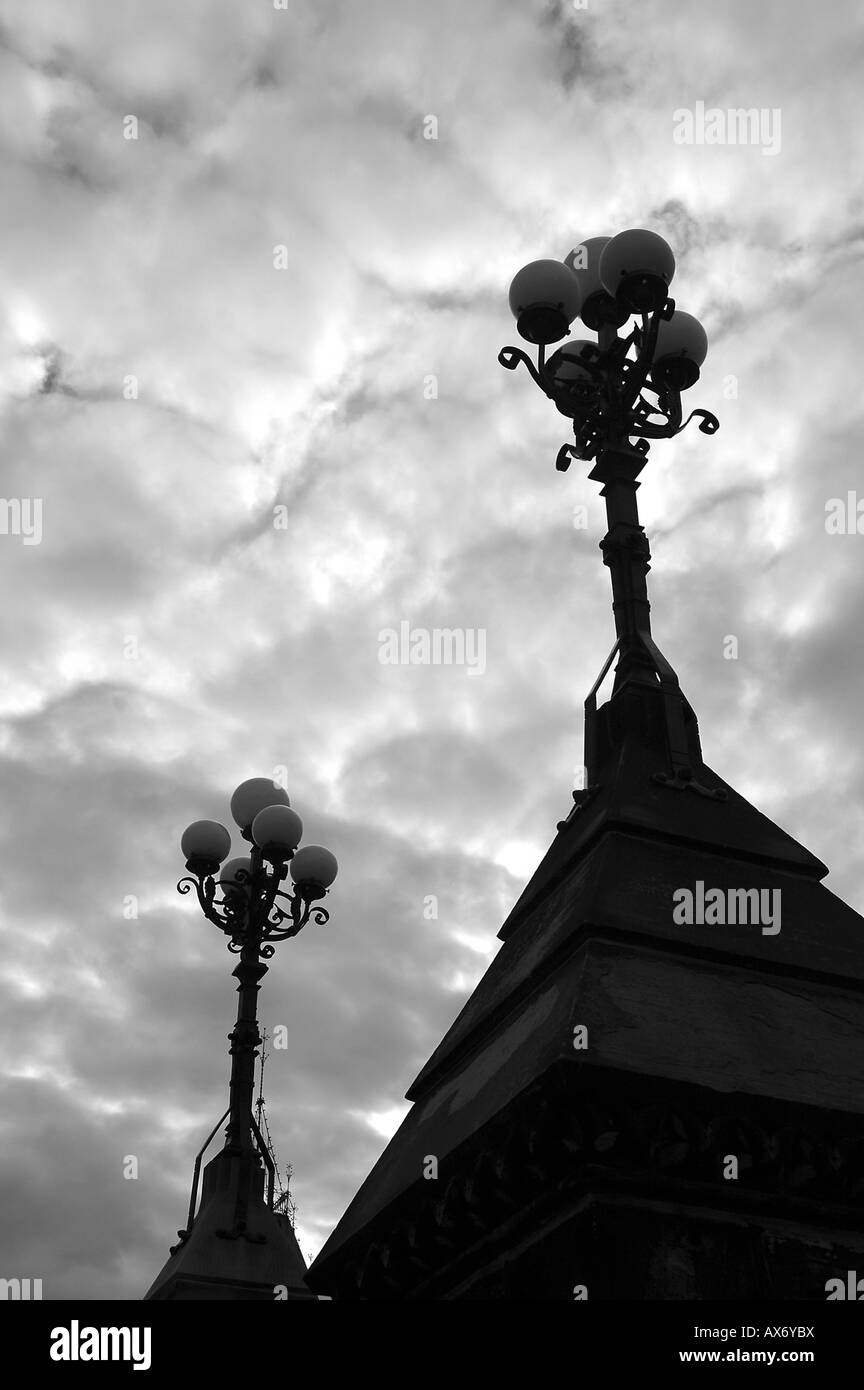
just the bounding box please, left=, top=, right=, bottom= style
left=1, top=0, right=863, bottom=1300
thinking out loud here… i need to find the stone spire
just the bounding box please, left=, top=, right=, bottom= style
left=304, top=435, right=864, bottom=1298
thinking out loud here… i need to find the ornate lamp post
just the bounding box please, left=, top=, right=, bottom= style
left=500, top=229, right=723, bottom=800
left=177, top=777, right=337, bottom=1197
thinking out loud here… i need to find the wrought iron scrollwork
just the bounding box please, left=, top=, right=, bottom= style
left=497, top=345, right=547, bottom=392
left=683, top=408, right=720, bottom=435
left=499, top=294, right=719, bottom=469
left=177, top=854, right=331, bottom=962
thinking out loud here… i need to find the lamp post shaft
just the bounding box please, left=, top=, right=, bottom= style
left=590, top=449, right=658, bottom=690
left=225, top=943, right=268, bottom=1155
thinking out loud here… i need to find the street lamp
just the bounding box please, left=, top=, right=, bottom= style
left=501, top=228, right=717, bottom=470
left=177, top=776, right=338, bottom=1165
left=501, top=229, right=724, bottom=801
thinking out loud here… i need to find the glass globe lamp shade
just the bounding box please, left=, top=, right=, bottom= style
left=251, top=805, right=303, bottom=857
left=507, top=259, right=581, bottom=345
left=564, top=237, right=630, bottom=330
left=180, top=820, right=232, bottom=867
left=599, top=229, right=675, bottom=313
left=290, top=845, right=338, bottom=893
left=230, top=777, right=290, bottom=831
left=650, top=311, right=708, bottom=390
left=220, top=856, right=253, bottom=890
left=546, top=340, right=601, bottom=419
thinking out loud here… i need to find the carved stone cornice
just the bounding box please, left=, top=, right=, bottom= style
left=314, top=1063, right=864, bottom=1300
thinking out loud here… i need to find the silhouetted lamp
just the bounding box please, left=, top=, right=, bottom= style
left=501, top=226, right=717, bottom=468
left=176, top=777, right=338, bottom=1162
left=144, top=780, right=339, bottom=1298
left=499, top=226, right=722, bottom=796
left=180, top=777, right=338, bottom=945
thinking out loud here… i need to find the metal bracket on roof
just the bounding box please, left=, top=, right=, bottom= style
left=637, top=629, right=727, bottom=802
left=582, top=630, right=727, bottom=802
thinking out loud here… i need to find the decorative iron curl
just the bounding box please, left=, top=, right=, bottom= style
left=265, top=894, right=330, bottom=938
left=628, top=396, right=683, bottom=438
left=683, top=408, right=719, bottom=435
left=497, top=345, right=547, bottom=392
left=178, top=874, right=232, bottom=931
left=178, top=865, right=330, bottom=958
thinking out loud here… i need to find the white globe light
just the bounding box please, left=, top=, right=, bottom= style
left=599, top=229, right=675, bottom=312
left=654, top=310, right=708, bottom=361
left=651, top=310, right=708, bottom=390
left=564, top=237, right=609, bottom=294
left=230, top=778, right=290, bottom=830
left=507, top=259, right=581, bottom=345
left=251, top=805, right=303, bottom=856
left=549, top=339, right=600, bottom=383
left=220, top=856, right=252, bottom=889
left=290, top=845, right=338, bottom=891
left=546, top=340, right=601, bottom=418
left=180, top=820, right=232, bottom=864
left=564, top=237, right=629, bottom=330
